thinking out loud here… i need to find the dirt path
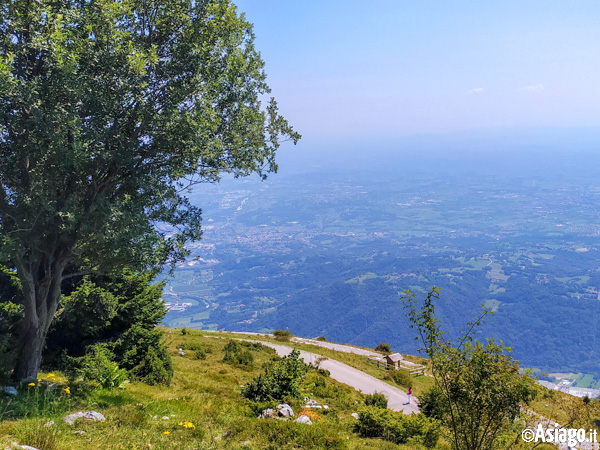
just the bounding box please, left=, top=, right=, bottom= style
left=258, top=341, right=420, bottom=415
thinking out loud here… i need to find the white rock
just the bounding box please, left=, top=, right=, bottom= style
left=162, top=416, right=169, bottom=420
left=4, top=386, right=17, bottom=395
left=63, top=411, right=106, bottom=426
left=323, top=405, right=329, bottom=409
left=295, top=415, right=313, bottom=425
left=44, top=420, right=54, bottom=427
left=277, top=404, right=294, bottom=417
left=258, top=408, right=275, bottom=419
left=21, top=446, right=40, bottom=450
left=351, top=413, right=359, bottom=419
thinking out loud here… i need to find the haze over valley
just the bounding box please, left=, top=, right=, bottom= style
left=163, top=143, right=600, bottom=383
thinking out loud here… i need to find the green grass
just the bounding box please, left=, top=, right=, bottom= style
left=0, top=332, right=419, bottom=449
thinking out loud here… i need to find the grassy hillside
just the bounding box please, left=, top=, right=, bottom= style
left=0, top=330, right=416, bottom=449
left=1, top=329, right=597, bottom=449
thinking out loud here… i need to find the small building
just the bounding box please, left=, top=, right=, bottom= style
left=384, top=353, right=404, bottom=369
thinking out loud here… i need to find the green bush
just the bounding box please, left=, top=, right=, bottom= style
left=389, top=369, right=412, bottom=388
left=354, top=406, right=440, bottom=448
left=374, top=343, right=391, bottom=353
left=222, top=340, right=254, bottom=367
left=112, top=325, right=173, bottom=385
left=242, top=350, right=308, bottom=401
left=419, top=386, right=445, bottom=421
left=76, top=344, right=128, bottom=389
left=316, top=336, right=327, bottom=342
left=273, top=329, right=292, bottom=341
left=194, top=349, right=207, bottom=360
left=365, top=392, right=388, bottom=409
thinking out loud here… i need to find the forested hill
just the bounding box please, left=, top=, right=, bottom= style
left=163, top=148, right=600, bottom=378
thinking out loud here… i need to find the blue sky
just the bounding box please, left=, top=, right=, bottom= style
left=235, top=0, right=600, bottom=146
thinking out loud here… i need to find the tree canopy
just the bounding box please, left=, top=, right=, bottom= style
left=0, top=0, right=299, bottom=380
left=403, top=288, right=537, bottom=450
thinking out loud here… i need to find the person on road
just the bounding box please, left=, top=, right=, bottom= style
left=407, top=387, right=412, bottom=404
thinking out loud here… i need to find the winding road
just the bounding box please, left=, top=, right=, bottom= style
left=256, top=341, right=420, bottom=414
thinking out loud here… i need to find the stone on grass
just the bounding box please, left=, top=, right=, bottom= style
left=277, top=404, right=294, bottom=417
left=44, top=420, right=54, bottom=427
left=20, top=446, right=40, bottom=450
left=295, top=415, right=313, bottom=425
left=4, top=386, right=17, bottom=395
left=351, top=413, right=359, bottom=419
left=63, top=411, right=106, bottom=426
left=258, top=408, right=275, bottom=419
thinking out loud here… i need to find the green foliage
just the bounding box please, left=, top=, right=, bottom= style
left=0, top=266, right=22, bottom=381
left=316, top=336, right=327, bottom=342
left=375, top=343, right=392, bottom=353
left=403, top=287, right=538, bottom=450
left=76, top=344, right=128, bottom=389
left=112, top=325, right=173, bottom=386
left=0, top=0, right=299, bottom=381
left=365, top=392, right=388, bottom=409
left=273, top=329, right=292, bottom=341
left=222, top=340, right=254, bottom=367
left=419, top=386, right=445, bottom=421
left=388, top=369, right=413, bottom=389
left=354, top=405, right=440, bottom=448
left=242, top=350, right=308, bottom=402
left=181, top=328, right=188, bottom=335
left=194, top=349, right=207, bottom=360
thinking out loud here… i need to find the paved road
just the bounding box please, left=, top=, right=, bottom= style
left=258, top=341, right=420, bottom=414
left=291, top=337, right=381, bottom=358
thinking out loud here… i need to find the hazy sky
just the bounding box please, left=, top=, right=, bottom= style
left=235, top=1, right=600, bottom=144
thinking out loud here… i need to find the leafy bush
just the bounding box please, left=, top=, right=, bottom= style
left=194, top=349, right=207, bottom=360
left=222, top=340, right=254, bottom=367
left=389, top=369, right=412, bottom=388
left=354, top=406, right=440, bottom=448
left=365, top=392, right=388, bottom=409
left=374, top=343, right=391, bottom=353
left=76, top=344, right=128, bottom=389
left=316, top=336, right=327, bottom=342
left=273, top=329, right=292, bottom=341
left=112, top=325, right=173, bottom=385
left=419, top=386, right=445, bottom=421
left=242, top=350, right=308, bottom=401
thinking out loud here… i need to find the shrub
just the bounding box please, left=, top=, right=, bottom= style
left=273, top=329, right=292, bottom=341
left=76, top=344, right=128, bottom=389
left=316, top=336, right=327, bottom=342
left=112, top=325, right=173, bottom=385
left=365, top=392, right=388, bottom=409
left=354, top=406, right=440, bottom=448
left=194, top=349, right=206, bottom=360
left=389, top=369, right=412, bottom=388
left=242, top=350, right=308, bottom=401
left=374, top=343, right=391, bottom=353
left=222, top=340, right=254, bottom=367
left=419, top=386, right=445, bottom=421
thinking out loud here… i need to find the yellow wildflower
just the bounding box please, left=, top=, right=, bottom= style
left=64, top=387, right=71, bottom=394
left=28, top=382, right=35, bottom=387
left=48, top=373, right=55, bottom=378
left=163, top=431, right=170, bottom=435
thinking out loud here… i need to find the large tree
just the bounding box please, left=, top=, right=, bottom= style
left=0, top=0, right=299, bottom=381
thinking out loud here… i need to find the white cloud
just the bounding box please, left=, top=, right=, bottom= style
left=519, top=84, right=545, bottom=93
left=469, top=87, right=485, bottom=95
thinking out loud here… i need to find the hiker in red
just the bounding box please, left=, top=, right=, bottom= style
left=407, top=387, right=412, bottom=404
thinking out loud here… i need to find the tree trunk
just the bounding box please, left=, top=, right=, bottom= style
left=13, top=254, right=68, bottom=382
